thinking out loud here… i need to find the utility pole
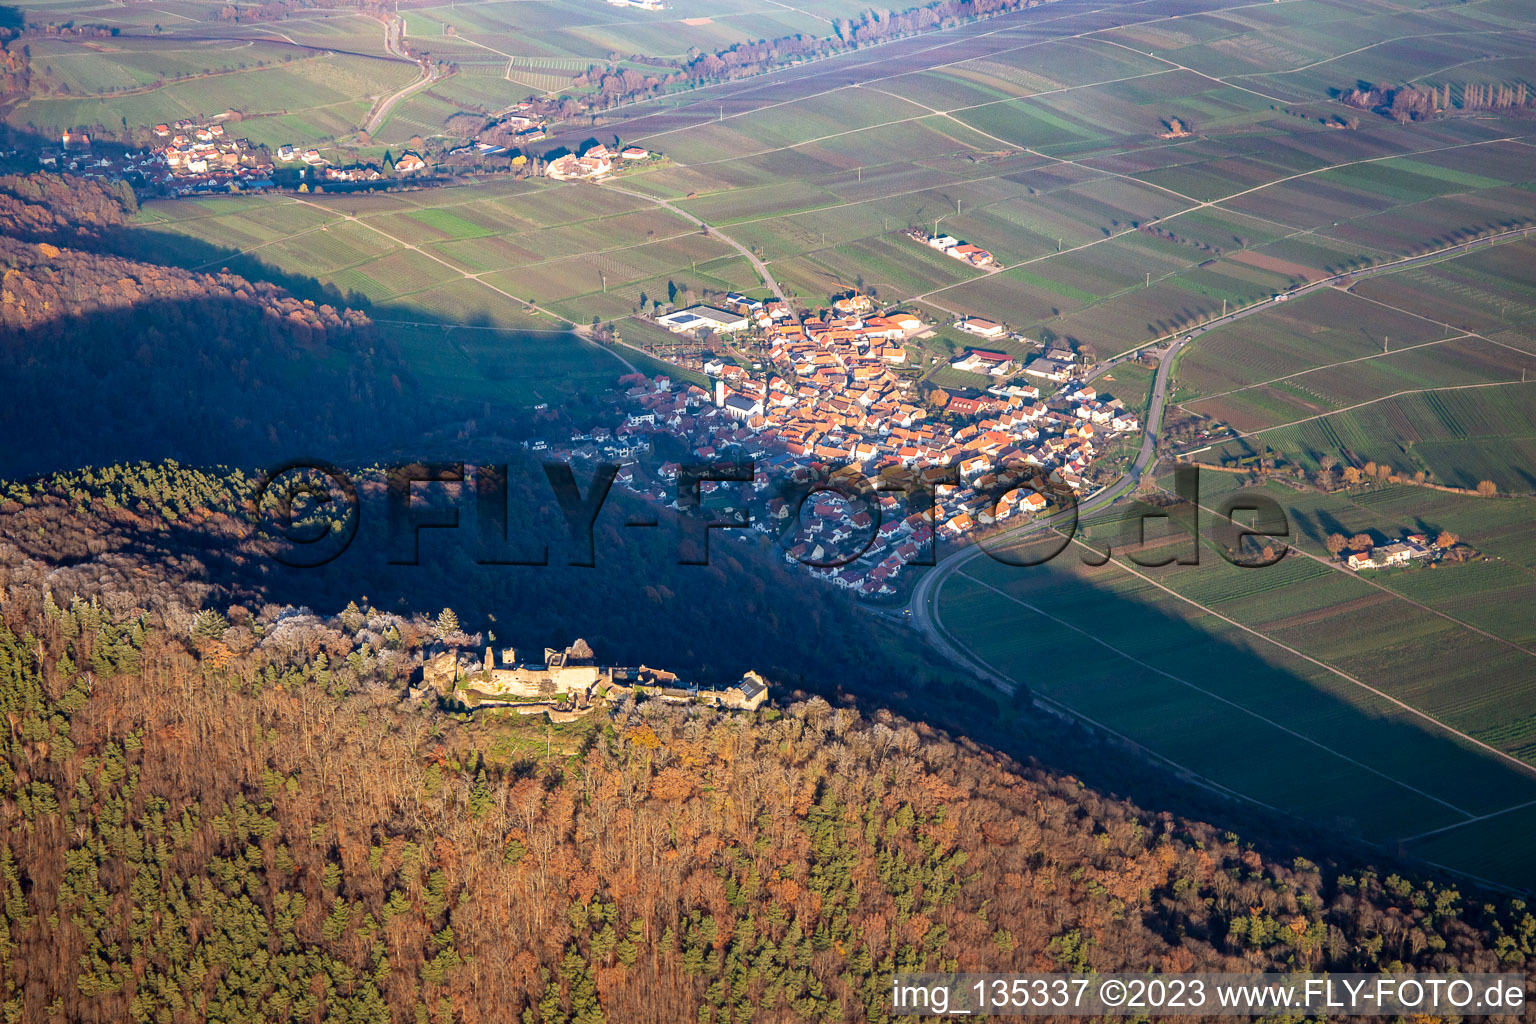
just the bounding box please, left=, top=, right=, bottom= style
left=1384, top=335, right=1388, bottom=354
left=1146, top=272, right=1151, bottom=288
left=1222, top=298, right=1227, bottom=316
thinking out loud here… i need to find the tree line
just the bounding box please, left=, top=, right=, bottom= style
left=530, top=0, right=1066, bottom=118
left=1343, top=80, right=1535, bottom=122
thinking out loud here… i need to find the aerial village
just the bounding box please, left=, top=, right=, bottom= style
left=540, top=287, right=1144, bottom=600
left=149, top=121, right=268, bottom=183
left=30, top=111, right=656, bottom=194
left=545, top=141, right=655, bottom=180
left=31, top=120, right=277, bottom=191
left=26, top=102, right=559, bottom=192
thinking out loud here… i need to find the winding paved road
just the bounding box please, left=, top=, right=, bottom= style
left=364, top=16, right=437, bottom=136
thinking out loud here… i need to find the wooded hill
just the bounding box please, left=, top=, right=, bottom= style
left=0, top=457, right=977, bottom=708
left=0, top=464, right=1533, bottom=1023
left=1, top=563, right=1534, bottom=1024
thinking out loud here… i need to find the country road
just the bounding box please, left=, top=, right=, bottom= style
left=364, top=16, right=436, bottom=136
left=600, top=183, right=797, bottom=320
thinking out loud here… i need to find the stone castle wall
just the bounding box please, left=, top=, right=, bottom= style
left=418, top=643, right=769, bottom=714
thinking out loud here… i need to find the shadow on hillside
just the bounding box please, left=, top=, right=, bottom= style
left=8, top=287, right=1536, bottom=895
left=930, top=541, right=1536, bottom=893
left=42, top=448, right=1536, bottom=893
left=0, top=123, right=566, bottom=330
left=0, top=283, right=435, bottom=479
left=4, top=143, right=1535, bottom=895
left=0, top=159, right=599, bottom=478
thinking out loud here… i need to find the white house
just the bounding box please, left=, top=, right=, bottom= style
left=394, top=151, right=428, bottom=174
left=546, top=150, right=612, bottom=180
left=724, top=292, right=764, bottom=311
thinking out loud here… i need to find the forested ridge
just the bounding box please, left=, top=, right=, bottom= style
left=1, top=470, right=1535, bottom=1023
left=0, top=234, right=370, bottom=337
left=0, top=175, right=138, bottom=242
left=0, top=22, right=27, bottom=102
left=1, top=566, right=1535, bottom=1024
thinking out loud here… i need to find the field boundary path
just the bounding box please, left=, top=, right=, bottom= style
left=535, top=0, right=1327, bottom=156
left=908, top=225, right=1536, bottom=669
left=599, top=183, right=797, bottom=320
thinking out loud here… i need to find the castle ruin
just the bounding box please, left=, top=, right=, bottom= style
left=418, top=639, right=769, bottom=716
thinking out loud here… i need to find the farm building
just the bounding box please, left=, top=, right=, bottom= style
left=958, top=317, right=1007, bottom=339
left=951, top=349, right=1014, bottom=376
left=1023, top=356, right=1073, bottom=381
left=657, top=306, right=750, bottom=334
left=394, top=152, right=428, bottom=174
